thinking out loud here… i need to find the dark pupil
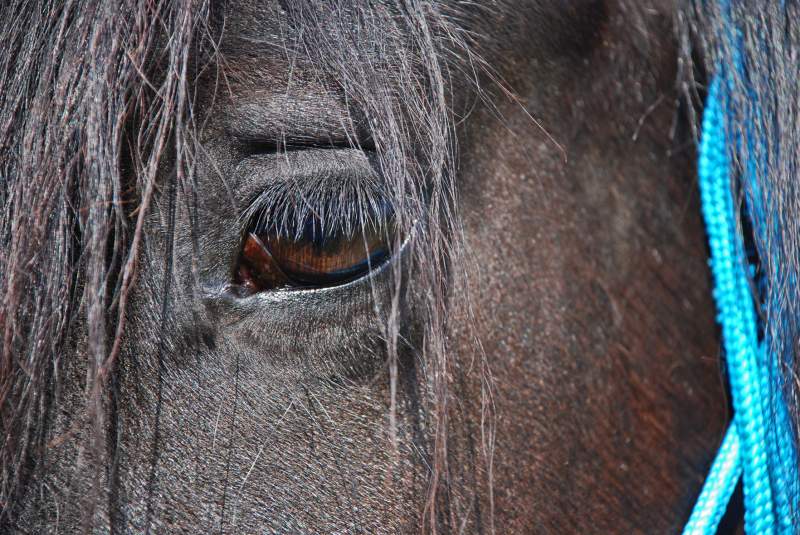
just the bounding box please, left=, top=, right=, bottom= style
left=235, top=213, right=393, bottom=293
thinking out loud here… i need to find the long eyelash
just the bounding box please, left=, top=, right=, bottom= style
left=239, top=171, right=393, bottom=242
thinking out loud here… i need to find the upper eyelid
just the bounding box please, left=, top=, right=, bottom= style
left=232, top=147, right=375, bottom=205
left=221, top=94, right=372, bottom=151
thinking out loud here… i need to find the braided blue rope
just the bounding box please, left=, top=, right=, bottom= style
left=683, top=423, right=742, bottom=533
left=683, top=73, right=797, bottom=535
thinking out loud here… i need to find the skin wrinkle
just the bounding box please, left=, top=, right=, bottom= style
left=0, top=0, right=735, bottom=533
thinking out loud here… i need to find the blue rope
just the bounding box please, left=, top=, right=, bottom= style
left=683, top=423, right=742, bottom=534
left=683, top=73, right=797, bottom=534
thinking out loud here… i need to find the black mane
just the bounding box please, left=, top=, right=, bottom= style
left=0, top=1, right=484, bottom=529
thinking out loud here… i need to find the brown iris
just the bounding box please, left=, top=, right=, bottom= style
left=234, top=217, right=393, bottom=294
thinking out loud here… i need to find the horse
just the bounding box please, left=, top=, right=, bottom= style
left=1, top=0, right=797, bottom=533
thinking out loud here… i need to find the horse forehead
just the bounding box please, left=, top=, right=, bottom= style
left=212, top=1, right=374, bottom=97
left=217, top=0, right=507, bottom=54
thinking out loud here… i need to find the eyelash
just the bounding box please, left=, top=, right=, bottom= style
left=239, top=173, right=393, bottom=241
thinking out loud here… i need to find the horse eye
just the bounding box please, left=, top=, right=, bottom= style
left=234, top=215, right=394, bottom=293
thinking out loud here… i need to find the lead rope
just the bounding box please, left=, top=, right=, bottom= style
left=682, top=75, right=795, bottom=534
